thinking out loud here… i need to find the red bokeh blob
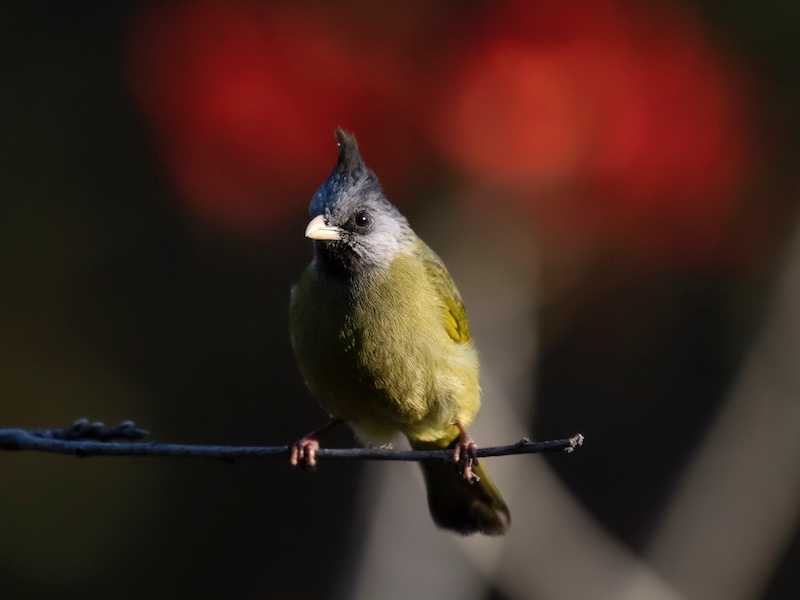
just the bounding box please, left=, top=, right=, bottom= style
left=437, top=40, right=590, bottom=184
left=432, top=0, right=755, bottom=265
left=128, top=1, right=433, bottom=230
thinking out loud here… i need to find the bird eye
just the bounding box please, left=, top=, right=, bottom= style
left=353, top=211, right=370, bottom=228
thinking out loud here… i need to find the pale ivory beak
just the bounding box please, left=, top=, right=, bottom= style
left=305, top=214, right=342, bottom=241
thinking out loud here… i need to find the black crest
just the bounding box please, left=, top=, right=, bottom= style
left=335, top=128, right=364, bottom=175
left=309, top=128, right=387, bottom=218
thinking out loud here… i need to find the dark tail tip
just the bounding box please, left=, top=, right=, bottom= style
left=418, top=457, right=510, bottom=536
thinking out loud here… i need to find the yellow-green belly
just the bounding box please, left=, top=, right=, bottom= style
left=289, top=254, right=480, bottom=445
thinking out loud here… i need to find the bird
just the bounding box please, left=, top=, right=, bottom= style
left=289, top=128, right=510, bottom=535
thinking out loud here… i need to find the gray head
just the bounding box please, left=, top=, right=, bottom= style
left=306, top=129, right=415, bottom=274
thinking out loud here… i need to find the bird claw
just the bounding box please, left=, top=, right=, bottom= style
left=290, top=438, right=320, bottom=470
left=289, top=419, right=343, bottom=471
left=453, top=438, right=480, bottom=483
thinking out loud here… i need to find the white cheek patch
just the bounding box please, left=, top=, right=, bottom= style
left=356, top=216, right=415, bottom=268
left=332, top=184, right=416, bottom=271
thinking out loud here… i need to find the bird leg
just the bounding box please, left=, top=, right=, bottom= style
left=289, top=418, right=343, bottom=470
left=452, top=421, right=480, bottom=483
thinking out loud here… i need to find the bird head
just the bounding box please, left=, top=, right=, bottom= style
left=305, top=129, right=414, bottom=274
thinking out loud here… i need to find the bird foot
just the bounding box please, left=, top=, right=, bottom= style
left=289, top=419, right=343, bottom=470
left=453, top=433, right=480, bottom=484
left=290, top=437, right=320, bottom=470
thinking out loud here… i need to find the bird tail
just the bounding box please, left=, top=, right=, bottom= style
left=411, top=439, right=510, bottom=536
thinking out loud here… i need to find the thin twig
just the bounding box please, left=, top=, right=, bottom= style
left=0, top=419, right=583, bottom=463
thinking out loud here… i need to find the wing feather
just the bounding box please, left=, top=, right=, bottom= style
left=421, top=245, right=471, bottom=344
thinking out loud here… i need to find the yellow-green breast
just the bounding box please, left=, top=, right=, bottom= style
left=290, top=243, right=480, bottom=445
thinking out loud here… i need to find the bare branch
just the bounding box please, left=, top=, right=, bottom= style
left=0, top=419, right=583, bottom=463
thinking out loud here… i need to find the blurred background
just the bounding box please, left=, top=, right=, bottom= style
left=1, top=1, right=799, bottom=598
